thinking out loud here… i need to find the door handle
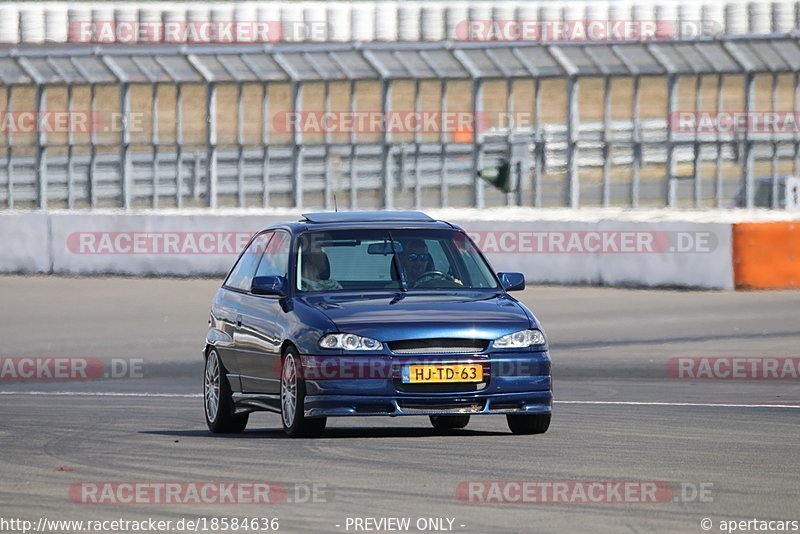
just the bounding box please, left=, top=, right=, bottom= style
left=236, top=315, right=242, bottom=328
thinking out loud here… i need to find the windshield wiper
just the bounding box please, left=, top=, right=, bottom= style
left=387, top=231, right=408, bottom=292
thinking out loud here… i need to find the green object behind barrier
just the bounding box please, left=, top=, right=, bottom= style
left=478, top=160, right=512, bottom=193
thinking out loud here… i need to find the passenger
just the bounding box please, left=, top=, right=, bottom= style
left=301, top=251, right=343, bottom=291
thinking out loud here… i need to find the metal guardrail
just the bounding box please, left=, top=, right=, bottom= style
left=1, top=35, right=800, bottom=210
left=0, top=122, right=786, bottom=208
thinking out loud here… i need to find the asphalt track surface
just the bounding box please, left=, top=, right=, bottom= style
left=1, top=277, right=799, bottom=534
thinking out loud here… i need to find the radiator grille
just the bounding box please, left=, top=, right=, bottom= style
left=388, top=338, right=488, bottom=355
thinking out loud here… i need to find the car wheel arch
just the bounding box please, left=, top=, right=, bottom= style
left=281, top=341, right=299, bottom=360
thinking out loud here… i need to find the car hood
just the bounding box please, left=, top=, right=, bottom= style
left=299, top=291, right=532, bottom=342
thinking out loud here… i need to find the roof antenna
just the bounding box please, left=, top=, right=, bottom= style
left=333, top=193, right=338, bottom=212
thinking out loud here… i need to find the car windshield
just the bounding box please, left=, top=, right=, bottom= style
left=296, top=229, right=499, bottom=292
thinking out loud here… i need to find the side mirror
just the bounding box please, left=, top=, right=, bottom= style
left=251, top=275, right=287, bottom=296
left=498, top=272, right=525, bottom=292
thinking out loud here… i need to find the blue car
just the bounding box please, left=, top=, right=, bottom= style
left=203, top=211, right=552, bottom=437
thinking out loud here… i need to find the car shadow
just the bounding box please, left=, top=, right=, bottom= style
left=141, top=427, right=510, bottom=440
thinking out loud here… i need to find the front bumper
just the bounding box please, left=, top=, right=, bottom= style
left=304, top=390, right=552, bottom=417
left=300, top=351, right=552, bottom=418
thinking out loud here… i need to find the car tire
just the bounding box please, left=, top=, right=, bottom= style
left=204, top=348, right=249, bottom=434
left=429, top=415, right=470, bottom=430
left=506, top=413, right=550, bottom=435
left=281, top=349, right=327, bottom=438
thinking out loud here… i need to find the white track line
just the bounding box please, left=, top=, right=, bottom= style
left=555, top=400, right=800, bottom=409
left=0, top=391, right=200, bottom=398
left=1, top=391, right=799, bottom=409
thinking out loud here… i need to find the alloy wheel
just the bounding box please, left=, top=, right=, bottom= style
left=204, top=350, right=221, bottom=422
left=281, top=354, right=298, bottom=427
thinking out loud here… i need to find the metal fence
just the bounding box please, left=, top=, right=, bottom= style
left=1, top=35, right=799, bottom=211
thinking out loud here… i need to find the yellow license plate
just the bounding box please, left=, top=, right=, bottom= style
left=403, top=364, right=483, bottom=383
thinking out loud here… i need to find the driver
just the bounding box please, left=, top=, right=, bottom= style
left=399, top=239, right=432, bottom=285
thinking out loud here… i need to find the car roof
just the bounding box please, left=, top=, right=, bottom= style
left=302, top=211, right=434, bottom=224
left=261, top=211, right=458, bottom=235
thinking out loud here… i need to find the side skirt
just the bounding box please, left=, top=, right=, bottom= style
left=233, top=392, right=282, bottom=415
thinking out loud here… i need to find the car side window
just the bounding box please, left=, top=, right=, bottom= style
left=255, top=231, right=290, bottom=278
left=456, top=236, right=495, bottom=288
left=224, top=232, right=273, bottom=291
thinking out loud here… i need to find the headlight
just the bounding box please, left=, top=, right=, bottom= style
left=493, top=329, right=546, bottom=348
left=319, top=333, right=383, bottom=351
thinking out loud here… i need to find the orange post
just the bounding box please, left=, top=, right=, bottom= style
left=733, top=222, right=800, bottom=289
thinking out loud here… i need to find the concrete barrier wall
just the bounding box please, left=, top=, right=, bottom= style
left=461, top=220, right=734, bottom=289
left=0, top=209, right=751, bottom=289
left=49, top=212, right=288, bottom=276
left=0, top=212, right=51, bottom=273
